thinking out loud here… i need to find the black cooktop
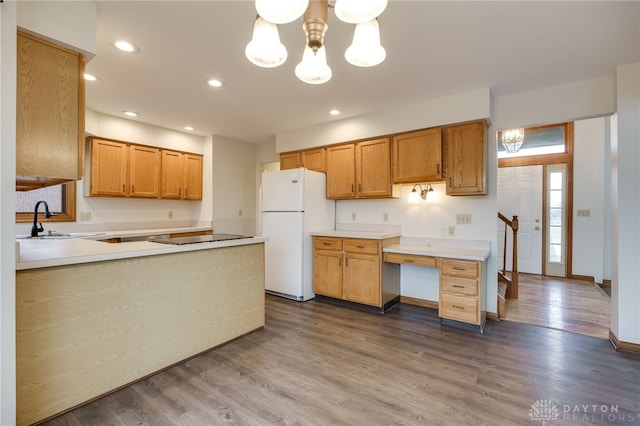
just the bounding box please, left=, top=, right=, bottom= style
left=152, top=234, right=250, bottom=245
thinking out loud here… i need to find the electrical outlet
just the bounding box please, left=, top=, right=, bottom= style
left=352, top=212, right=356, bottom=221
left=168, top=211, right=174, bottom=219
left=447, top=226, right=455, bottom=236
left=456, top=214, right=472, bottom=224
left=79, top=212, right=91, bottom=221
left=383, top=213, right=388, bottom=222
left=239, top=209, right=243, bottom=217
left=440, top=226, right=447, bottom=236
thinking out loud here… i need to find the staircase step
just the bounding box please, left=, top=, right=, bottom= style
left=497, top=282, right=507, bottom=319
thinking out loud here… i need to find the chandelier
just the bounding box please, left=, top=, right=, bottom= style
left=501, top=128, right=525, bottom=153
left=245, top=0, right=387, bottom=85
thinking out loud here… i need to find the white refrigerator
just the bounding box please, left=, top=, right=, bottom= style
left=260, top=168, right=335, bottom=301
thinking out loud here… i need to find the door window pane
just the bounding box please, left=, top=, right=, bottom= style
left=549, top=244, right=562, bottom=263
left=549, top=208, right=562, bottom=226
left=549, top=172, right=563, bottom=190
left=550, top=190, right=562, bottom=208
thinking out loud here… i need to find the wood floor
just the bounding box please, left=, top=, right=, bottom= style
left=505, top=274, right=611, bottom=339
left=42, top=295, right=640, bottom=426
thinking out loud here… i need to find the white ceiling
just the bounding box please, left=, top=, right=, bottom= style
left=85, top=1, right=640, bottom=144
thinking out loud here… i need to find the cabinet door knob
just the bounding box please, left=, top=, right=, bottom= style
left=437, top=163, right=440, bottom=174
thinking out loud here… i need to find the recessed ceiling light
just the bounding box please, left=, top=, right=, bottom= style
left=84, top=73, right=99, bottom=82
left=183, top=126, right=195, bottom=131
left=123, top=111, right=139, bottom=117
left=114, top=40, right=139, bottom=53
left=329, top=109, right=341, bottom=116
left=207, top=79, right=223, bottom=88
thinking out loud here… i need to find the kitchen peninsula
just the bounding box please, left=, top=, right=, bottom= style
left=15, top=231, right=267, bottom=426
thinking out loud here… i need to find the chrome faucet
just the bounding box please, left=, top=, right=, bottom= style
left=31, top=200, right=54, bottom=237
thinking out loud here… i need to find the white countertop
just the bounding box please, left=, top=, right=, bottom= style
left=310, top=230, right=401, bottom=240
left=16, top=228, right=267, bottom=270
left=383, top=244, right=490, bottom=261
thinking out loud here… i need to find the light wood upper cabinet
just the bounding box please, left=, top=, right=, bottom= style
left=279, top=152, right=301, bottom=170
left=326, top=138, right=393, bottom=199
left=356, top=138, right=392, bottom=198
left=280, top=148, right=326, bottom=172
left=184, top=153, right=203, bottom=200
left=89, top=138, right=128, bottom=197
left=88, top=137, right=201, bottom=200
left=161, top=150, right=185, bottom=199
left=443, top=121, right=486, bottom=195
left=392, top=128, right=442, bottom=183
left=161, top=150, right=203, bottom=200
left=16, top=32, right=85, bottom=191
left=89, top=138, right=160, bottom=198
left=326, top=144, right=356, bottom=198
left=130, top=145, right=161, bottom=198
left=301, top=148, right=326, bottom=172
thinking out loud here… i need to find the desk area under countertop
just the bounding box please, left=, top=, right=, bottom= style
left=382, top=236, right=490, bottom=332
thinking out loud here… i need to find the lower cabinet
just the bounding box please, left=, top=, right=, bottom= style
left=438, top=258, right=485, bottom=328
left=313, top=236, right=400, bottom=311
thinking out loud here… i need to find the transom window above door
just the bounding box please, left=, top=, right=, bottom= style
left=498, top=125, right=566, bottom=159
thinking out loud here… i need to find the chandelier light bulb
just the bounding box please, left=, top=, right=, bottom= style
left=295, top=45, right=332, bottom=85
left=245, top=17, right=288, bottom=68
left=256, top=0, right=309, bottom=24
left=334, top=0, right=388, bottom=24
left=345, top=19, right=386, bottom=67
left=501, top=128, right=525, bottom=153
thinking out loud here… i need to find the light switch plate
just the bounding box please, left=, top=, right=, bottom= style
left=577, top=209, right=590, bottom=217
left=456, top=214, right=472, bottom=224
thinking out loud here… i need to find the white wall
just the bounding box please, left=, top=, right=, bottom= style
left=611, top=63, right=640, bottom=345
left=17, top=0, right=96, bottom=59
left=0, top=4, right=17, bottom=424
left=573, top=117, right=606, bottom=283
left=276, top=87, right=491, bottom=152
left=212, top=135, right=258, bottom=236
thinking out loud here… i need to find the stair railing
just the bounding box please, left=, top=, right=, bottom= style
left=498, top=213, right=519, bottom=299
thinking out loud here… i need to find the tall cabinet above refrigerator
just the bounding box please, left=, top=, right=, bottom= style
left=260, top=168, right=335, bottom=301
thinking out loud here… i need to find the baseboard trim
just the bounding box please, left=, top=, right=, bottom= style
left=609, top=330, right=640, bottom=353
left=400, top=296, right=438, bottom=310
left=569, top=274, right=595, bottom=284
left=486, top=311, right=500, bottom=322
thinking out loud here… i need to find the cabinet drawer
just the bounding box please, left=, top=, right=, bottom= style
left=344, top=239, right=379, bottom=254
left=440, top=259, right=479, bottom=278
left=314, top=237, right=342, bottom=251
left=439, top=294, right=479, bottom=324
left=384, top=252, right=437, bottom=267
left=441, top=276, right=478, bottom=296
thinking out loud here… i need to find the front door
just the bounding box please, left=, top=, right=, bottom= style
left=498, top=165, right=543, bottom=274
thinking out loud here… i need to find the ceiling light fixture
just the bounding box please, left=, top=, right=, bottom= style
left=207, top=79, right=223, bottom=88
left=123, top=111, right=139, bottom=117
left=501, top=128, right=525, bottom=153
left=83, top=73, right=99, bottom=82
left=328, top=109, right=341, bottom=116
left=183, top=126, right=195, bottom=131
left=246, top=0, right=387, bottom=84
left=114, top=40, right=139, bottom=53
